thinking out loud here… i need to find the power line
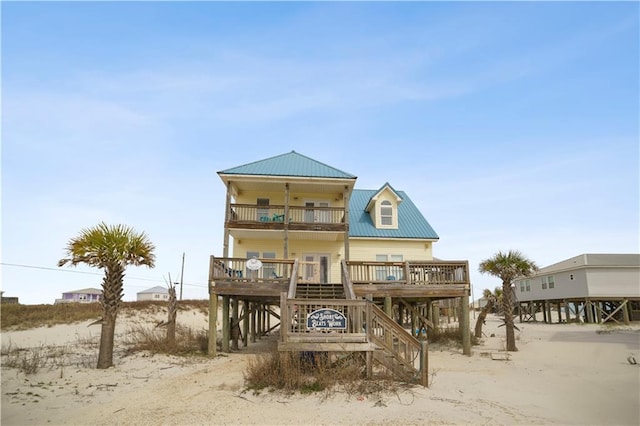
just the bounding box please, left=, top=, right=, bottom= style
left=0, top=262, right=207, bottom=288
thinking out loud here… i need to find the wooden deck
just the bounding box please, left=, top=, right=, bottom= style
left=209, top=257, right=470, bottom=302
left=207, top=256, right=472, bottom=382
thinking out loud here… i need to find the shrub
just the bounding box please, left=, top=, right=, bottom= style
left=123, top=324, right=209, bottom=356
left=244, top=344, right=403, bottom=398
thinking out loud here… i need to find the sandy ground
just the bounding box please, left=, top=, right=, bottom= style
left=2, top=308, right=639, bottom=426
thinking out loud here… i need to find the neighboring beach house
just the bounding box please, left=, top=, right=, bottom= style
left=208, top=151, right=472, bottom=385
left=55, top=288, right=102, bottom=304
left=514, top=253, right=640, bottom=324
left=137, top=286, right=169, bottom=301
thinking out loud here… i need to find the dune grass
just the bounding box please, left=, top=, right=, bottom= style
left=0, top=299, right=210, bottom=331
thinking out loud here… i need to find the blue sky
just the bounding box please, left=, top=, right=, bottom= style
left=2, top=2, right=638, bottom=305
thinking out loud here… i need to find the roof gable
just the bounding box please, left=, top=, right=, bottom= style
left=349, top=189, right=439, bottom=239
left=218, top=151, right=356, bottom=179
left=365, top=182, right=403, bottom=212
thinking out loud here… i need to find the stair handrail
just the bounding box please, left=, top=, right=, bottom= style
left=341, top=259, right=357, bottom=300
left=287, top=258, right=299, bottom=299
left=367, top=301, right=427, bottom=385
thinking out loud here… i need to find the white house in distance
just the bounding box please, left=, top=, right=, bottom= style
left=55, top=288, right=102, bottom=304
left=514, top=253, right=640, bottom=324
left=137, top=286, right=169, bottom=301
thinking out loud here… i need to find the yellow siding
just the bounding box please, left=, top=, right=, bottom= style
left=233, top=239, right=344, bottom=282
left=349, top=239, right=433, bottom=261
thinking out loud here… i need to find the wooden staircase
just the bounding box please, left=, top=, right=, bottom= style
left=295, top=282, right=345, bottom=299
left=367, top=302, right=426, bottom=384
left=280, top=259, right=428, bottom=386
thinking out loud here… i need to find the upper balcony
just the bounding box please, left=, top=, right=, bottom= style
left=227, top=203, right=347, bottom=233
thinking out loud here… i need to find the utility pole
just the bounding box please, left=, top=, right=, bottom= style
left=179, top=252, right=185, bottom=301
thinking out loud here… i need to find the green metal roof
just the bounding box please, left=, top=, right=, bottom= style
left=218, top=151, right=356, bottom=179
left=349, top=189, right=439, bottom=239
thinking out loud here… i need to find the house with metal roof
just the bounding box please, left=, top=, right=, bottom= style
left=208, top=151, right=471, bottom=386
left=137, top=285, right=170, bottom=301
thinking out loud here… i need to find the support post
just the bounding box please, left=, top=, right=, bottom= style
left=242, top=300, right=249, bottom=347
left=411, top=307, right=417, bottom=337
left=557, top=302, right=562, bottom=323
left=222, top=296, right=230, bottom=352
left=250, top=302, right=257, bottom=343
left=208, top=292, right=218, bottom=357
left=420, top=341, right=429, bottom=387
left=564, top=301, right=571, bottom=323
left=586, top=300, right=594, bottom=323
left=280, top=292, right=288, bottom=344
left=426, top=298, right=433, bottom=329
left=231, top=298, right=239, bottom=350
left=622, top=299, right=630, bottom=325
left=284, top=183, right=289, bottom=259
left=223, top=182, right=232, bottom=258
left=384, top=296, right=392, bottom=316
left=461, top=293, right=471, bottom=356
left=365, top=351, right=373, bottom=379
left=257, top=304, right=263, bottom=339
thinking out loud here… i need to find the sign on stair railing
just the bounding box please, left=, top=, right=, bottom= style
left=306, top=308, right=347, bottom=330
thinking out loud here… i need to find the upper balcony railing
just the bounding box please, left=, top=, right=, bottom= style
left=227, top=204, right=347, bottom=232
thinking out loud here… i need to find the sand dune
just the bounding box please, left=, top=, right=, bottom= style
left=2, top=307, right=639, bottom=425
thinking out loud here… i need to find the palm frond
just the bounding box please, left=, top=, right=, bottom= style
left=58, top=222, right=156, bottom=269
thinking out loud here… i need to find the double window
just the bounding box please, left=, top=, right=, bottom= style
left=541, top=276, right=555, bottom=290
left=376, top=254, right=403, bottom=280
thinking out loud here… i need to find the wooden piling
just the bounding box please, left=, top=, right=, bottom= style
left=208, top=293, right=218, bottom=357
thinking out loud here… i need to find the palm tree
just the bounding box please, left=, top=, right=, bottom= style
left=478, top=250, right=538, bottom=351
left=58, top=222, right=155, bottom=368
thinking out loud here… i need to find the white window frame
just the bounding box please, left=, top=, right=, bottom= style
left=375, top=254, right=404, bottom=280
left=380, top=200, right=393, bottom=226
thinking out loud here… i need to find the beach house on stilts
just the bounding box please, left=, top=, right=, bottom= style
left=208, top=151, right=471, bottom=386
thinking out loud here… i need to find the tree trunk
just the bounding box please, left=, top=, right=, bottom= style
left=502, top=281, right=518, bottom=351
left=474, top=297, right=494, bottom=339
left=97, top=312, right=117, bottom=368
left=166, top=286, right=177, bottom=348
left=97, top=264, right=124, bottom=369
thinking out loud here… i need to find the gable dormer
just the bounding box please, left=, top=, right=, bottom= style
left=365, top=183, right=403, bottom=229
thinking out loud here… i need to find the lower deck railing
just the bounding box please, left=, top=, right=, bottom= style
left=278, top=295, right=428, bottom=386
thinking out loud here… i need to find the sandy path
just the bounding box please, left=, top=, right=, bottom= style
left=2, top=311, right=639, bottom=425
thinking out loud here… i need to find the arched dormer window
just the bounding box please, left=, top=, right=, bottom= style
left=380, top=200, right=393, bottom=226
